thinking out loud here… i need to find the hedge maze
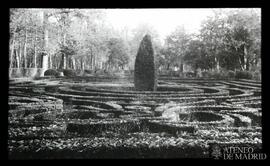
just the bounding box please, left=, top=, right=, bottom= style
left=8, top=76, right=262, bottom=158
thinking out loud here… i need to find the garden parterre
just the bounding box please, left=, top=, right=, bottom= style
left=8, top=76, right=262, bottom=158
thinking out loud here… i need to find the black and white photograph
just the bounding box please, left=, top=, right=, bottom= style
left=8, top=8, right=264, bottom=159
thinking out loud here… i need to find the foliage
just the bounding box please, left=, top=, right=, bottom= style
left=251, top=71, right=261, bottom=81
left=160, top=26, right=191, bottom=71
left=235, top=70, right=253, bottom=80
left=183, top=40, right=213, bottom=71
left=134, top=35, right=157, bottom=91
left=44, top=69, right=60, bottom=77
left=9, top=9, right=261, bottom=80
left=9, top=9, right=117, bottom=72
left=63, top=69, right=77, bottom=77
left=84, top=69, right=93, bottom=74
left=176, top=9, right=261, bottom=75
left=200, top=70, right=237, bottom=79
left=227, top=70, right=236, bottom=79
left=107, top=38, right=129, bottom=70
left=58, top=38, right=78, bottom=57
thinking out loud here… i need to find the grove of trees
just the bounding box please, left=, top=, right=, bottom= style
left=164, top=9, right=261, bottom=74
left=9, top=9, right=261, bottom=77
left=9, top=9, right=130, bottom=73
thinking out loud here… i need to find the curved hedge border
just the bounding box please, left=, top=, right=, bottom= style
left=8, top=76, right=262, bottom=159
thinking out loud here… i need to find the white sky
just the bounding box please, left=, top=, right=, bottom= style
left=104, top=9, right=216, bottom=40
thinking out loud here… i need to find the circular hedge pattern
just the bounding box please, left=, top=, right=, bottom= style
left=8, top=76, right=262, bottom=158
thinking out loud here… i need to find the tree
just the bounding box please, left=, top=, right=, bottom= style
left=40, top=10, right=50, bottom=73
left=58, top=38, right=78, bottom=69
left=199, top=9, right=261, bottom=72
left=10, top=9, right=49, bottom=72
left=224, top=9, right=261, bottom=71
left=200, top=12, right=228, bottom=71
left=158, top=47, right=175, bottom=70
left=69, top=9, right=108, bottom=71
left=134, top=35, right=157, bottom=91
left=9, top=9, right=110, bottom=75
left=106, top=38, right=129, bottom=70
left=163, top=26, right=191, bottom=72
left=183, top=39, right=212, bottom=71
left=129, top=23, right=160, bottom=70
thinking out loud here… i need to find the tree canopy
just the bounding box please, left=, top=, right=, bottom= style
left=9, top=9, right=261, bottom=76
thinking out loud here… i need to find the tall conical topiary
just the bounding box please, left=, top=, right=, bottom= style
left=134, top=34, right=157, bottom=91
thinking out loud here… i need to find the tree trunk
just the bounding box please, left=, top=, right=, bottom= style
left=180, top=63, right=184, bottom=73
left=74, top=59, right=77, bottom=70
left=256, top=58, right=261, bottom=68
left=43, top=16, right=49, bottom=50
left=9, top=35, right=16, bottom=69
left=10, top=25, right=18, bottom=69
left=238, top=56, right=245, bottom=71
left=93, top=53, right=96, bottom=70
left=167, top=64, right=170, bottom=70
left=60, top=54, right=67, bottom=69
left=41, top=11, right=49, bottom=74
left=23, top=29, right=28, bottom=68
left=33, top=28, right=37, bottom=68
left=18, top=41, right=22, bottom=68
left=243, top=45, right=249, bottom=71
left=48, top=54, right=52, bottom=69
left=72, top=57, right=75, bottom=70
left=90, top=46, right=93, bottom=70
left=61, top=33, right=67, bottom=69
left=246, top=57, right=250, bottom=71
left=9, top=37, right=15, bottom=77
left=60, top=54, right=66, bottom=69
left=42, top=53, right=48, bottom=71
left=67, top=57, right=70, bottom=69
left=15, top=48, right=20, bottom=68
left=81, top=58, right=84, bottom=70
left=100, top=62, right=103, bottom=70
left=215, top=56, right=220, bottom=72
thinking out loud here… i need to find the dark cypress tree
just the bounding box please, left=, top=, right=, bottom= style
left=134, top=34, right=157, bottom=91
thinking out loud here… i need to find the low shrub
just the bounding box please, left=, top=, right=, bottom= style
left=200, top=70, right=235, bottom=79
left=213, top=71, right=225, bottom=79
left=227, top=70, right=236, bottom=79
left=252, top=71, right=261, bottom=81
left=84, top=70, right=93, bottom=74
left=44, top=69, right=60, bottom=77
left=124, top=70, right=133, bottom=76
left=9, top=68, right=45, bottom=78
left=235, top=70, right=253, bottom=79
left=201, top=71, right=210, bottom=78
left=202, top=70, right=222, bottom=79
left=95, top=70, right=106, bottom=75
left=159, top=70, right=180, bottom=77
left=184, top=72, right=196, bottom=78
left=219, top=70, right=236, bottom=79
left=63, top=69, right=77, bottom=77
